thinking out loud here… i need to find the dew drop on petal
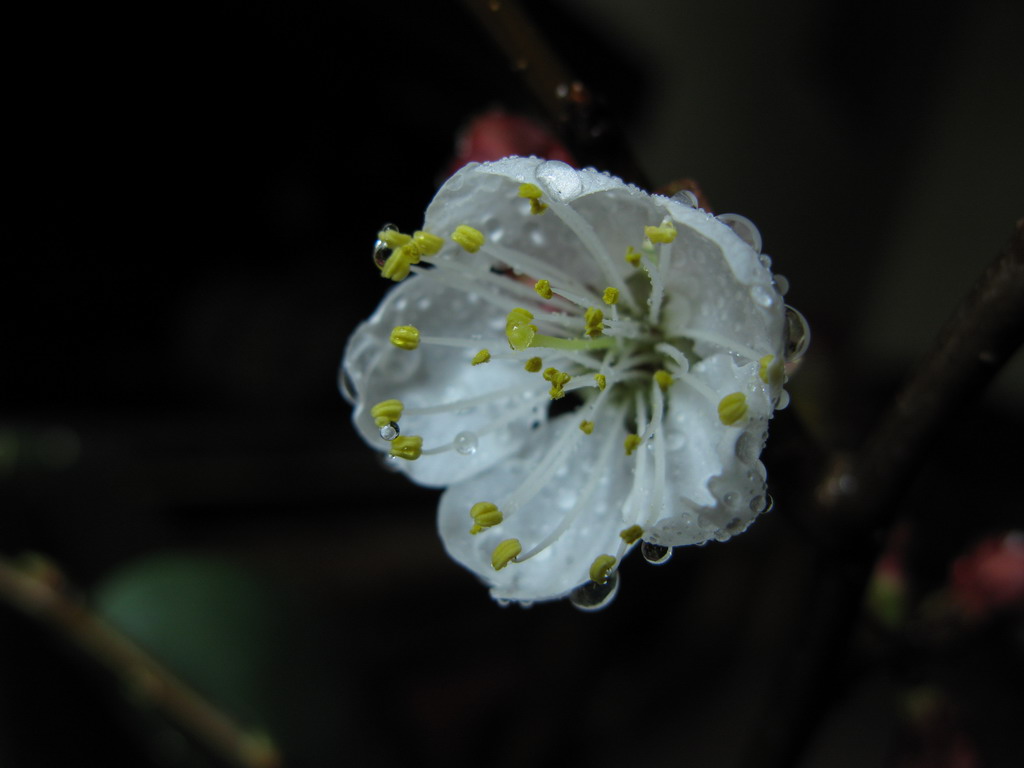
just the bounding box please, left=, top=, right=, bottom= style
left=749, top=494, right=766, bottom=513
left=776, top=389, right=791, bottom=410
left=453, top=430, right=478, bottom=455
left=750, top=284, right=777, bottom=308
left=373, top=223, right=398, bottom=268
left=773, top=274, right=790, bottom=296
left=569, top=571, right=620, bottom=612
left=641, top=541, right=672, bottom=565
left=718, top=213, right=763, bottom=253
left=783, top=305, right=811, bottom=362
left=379, top=422, right=400, bottom=441
left=764, top=493, right=775, bottom=513
left=671, top=189, right=698, bottom=208
left=535, top=160, right=583, bottom=201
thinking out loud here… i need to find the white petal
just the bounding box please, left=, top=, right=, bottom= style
left=437, top=413, right=631, bottom=602
left=342, top=275, right=547, bottom=487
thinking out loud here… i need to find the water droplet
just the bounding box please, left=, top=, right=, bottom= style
left=671, top=189, right=698, bottom=207
left=641, top=541, right=672, bottom=565
left=569, top=571, right=619, bottom=611
left=723, top=492, right=738, bottom=508
left=379, top=422, right=399, bottom=441
left=764, top=493, right=775, bottom=513
left=750, top=284, right=777, bottom=308
left=773, top=274, right=790, bottom=296
left=535, top=160, right=583, bottom=201
left=750, top=494, right=766, bottom=513
left=783, top=305, right=811, bottom=362
left=776, top=389, right=791, bottom=410
left=735, top=431, right=756, bottom=462
left=718, top=213, right=763, bottom=253
left=373, top=223, right=398, bottom=268
left=453, top=431, right=478, bottom=455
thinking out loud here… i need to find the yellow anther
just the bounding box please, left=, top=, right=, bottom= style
left=534, top=279, right=553, bottom=300
left=584, top=307, right=604, bottom=337
left=625, top=246, right=643, bottom=267
left=654, top=369, right=673, bottom=391
left=472, top=349, right=491, bottom=365
left=505, top=307, right=537, bottom=350
left=412, top=230, right=444, bottom=256
left=602, top=287, right=619, bottom=305
left=579, top=420, right=594, bottom=435
left=518, top=183, right=543, bottom=199
left=370, top=399, right=403, bottom=427
left=469, top=502, right=503, bottom=535
left=645, top=220, right=678, bottom=243
left=377, top=229, right=412, bottom=249
left=524, top=356, right=543, bottom=373
left=718, top=392, right=749, bottom=426
left=594, top=373, right=607, bottom=391
left=451, top=224, right=485, bottom=253
left=491, top=538, right=522, bottom=571
left=624, top=434, right=642, bottom=456
left=543, top=367, right=571, bottom=400
left=390, top=325, right=420, bottom=350
left=518, top=183, right=548, bottom=214
left=589, top=554, right=617, bottom=584
left=389, top=435, right=423, bottom=460
left=380, top=247, right=417, bottom=281
left=759, top=354, right=785, bottom=389
left=619, top=525, right=644, bottom=545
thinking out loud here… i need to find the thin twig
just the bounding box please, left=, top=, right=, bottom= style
left=459, top=0, right=649, bottom=187
left=740, top=218, right=1024, bottom=768
left=0, top=553, right=282, bottom=768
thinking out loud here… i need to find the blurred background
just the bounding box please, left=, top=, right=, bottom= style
left=3, top=0, right=1023, bottom=766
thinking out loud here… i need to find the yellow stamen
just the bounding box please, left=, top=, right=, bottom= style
left=412, top=230, right=444, bottom=256
left=390, top=325, right=420, bottom=350
left=594, top=373, right=607, bottom=391
left=602, top=287, right=619, bottom=305
left=469, top=502, right=503, bottom=535
left=543, top=367, right=571, bottom=399
left=380, top=247, right=416, bottom=281
left=451, top=224, right=485, bottom=253
left=624, top=434, right=642, bottom=456
left=759, top=354, right=784, bottom=389
left=524, top=356, right=543, bottom=373
left=471, top=349, right=491, bottom=365
left=534, top=279, right=553, bottom=300
left=389, top=435, right=423, bottom=460
left=625, top=246, right=643, bottom=267
left=518, top=183, right=548, bottom=214
left=645, top=220, right=677, bottom=243
left=370, top=399, right=403, bottom=427
left=377, top=229, right=412, bottom=249
left=584, top=307, right=604, bottom=337
left=619, top=525, right=644, bottom=545
left=718, top=392, right=748, bottom=426
left=491, top=538, right=522, bottom=571
left=579, top=420, right=594, bottom=435
left=506, top=307, right=537, bottom=351
left=654, top=369, right=673, bottom=391
left=589, top=555, right=617, bottom=584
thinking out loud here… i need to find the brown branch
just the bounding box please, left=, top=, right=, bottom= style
left=740, top=218, right=1024, bottom=768
left=0, top=553, right=282, bottom=768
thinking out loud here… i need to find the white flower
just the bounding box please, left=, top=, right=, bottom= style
left=341, top=156, right=807, bottom=607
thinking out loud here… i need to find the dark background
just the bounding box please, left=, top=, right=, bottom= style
left=3, top=1, right=1023, bottom=766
